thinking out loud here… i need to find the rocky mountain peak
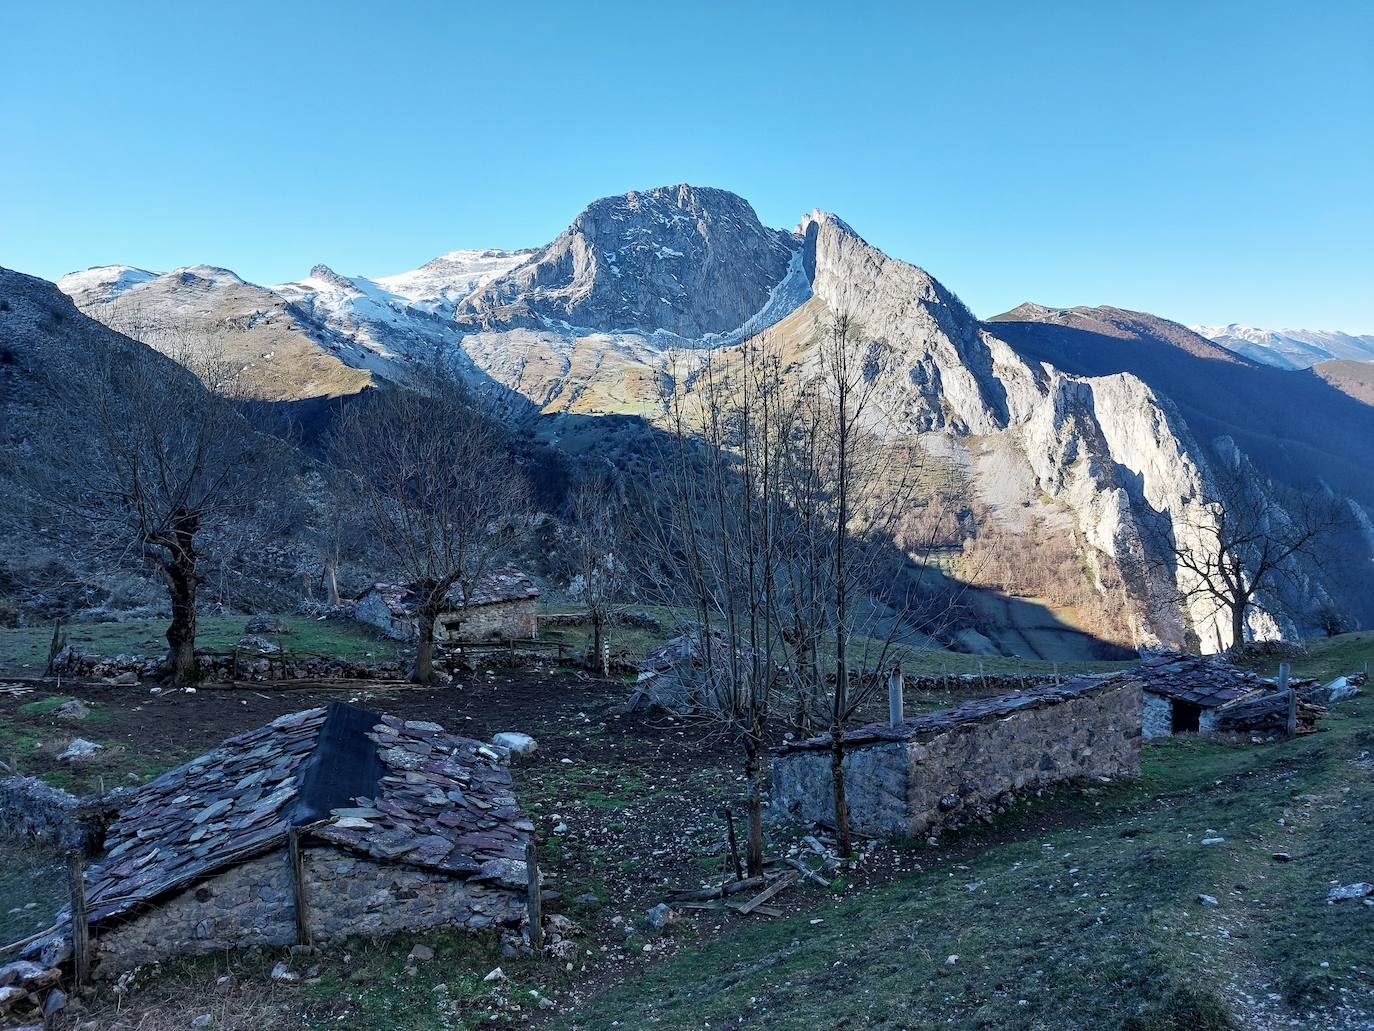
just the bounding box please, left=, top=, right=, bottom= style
left=458, top=184, right=798, bottom=338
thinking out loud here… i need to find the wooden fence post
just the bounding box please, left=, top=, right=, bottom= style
left=887, top=665, right=904, bottom=726
left=1279, top=662, right=1295, bottom=739
left=525, top=841, right=543, bottom=949
left=68, top=851, right=89, bottom=987
left=723, top=808, right=743, bottom=881
left=288, top=827, right=311, bottom=946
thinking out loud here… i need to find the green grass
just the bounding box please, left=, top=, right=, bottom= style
left=1232, top=630, right=1374, bottom=684
left=555, top=692, right=1374, bottom=1030
left=0, top=613, right=407, bottom=675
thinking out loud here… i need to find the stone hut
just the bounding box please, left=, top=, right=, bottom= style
left=771, top=676, right=1141, bottom=841
left=1131, top=652, right=1314, bottom=739
left=354, top=569, right=540, bottom=642
left=26, top=702, right=534, bottom=975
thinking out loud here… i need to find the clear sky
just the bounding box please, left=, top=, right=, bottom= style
left=3, top=1, right=1371, bottom=330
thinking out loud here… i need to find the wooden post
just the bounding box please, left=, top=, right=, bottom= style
left=601, top=639, right=610, bottom=677
left=67, top=851, right=89, bottom=987
left=525, top=841, right=543, bottom=949
left=887, top=665, right=904, bottom=726
left=723, top=808, right=743, bottom=880
left=509, top=638, right=516, bottom=668
left=978, top=659, right=986, bottom=692
left=1279, top=662, right=1295, bottom=739
left=287, top=827, right=311, bottom=946
left=1053, top=662, right=1060, bottom=685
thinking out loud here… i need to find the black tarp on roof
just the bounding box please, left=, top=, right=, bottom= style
left=292, top=700, right=386, bottom=826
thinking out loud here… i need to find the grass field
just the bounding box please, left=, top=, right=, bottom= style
left=0, top=613, right=408, bottom=675
left=555, top=684, right=1374, bottom=1030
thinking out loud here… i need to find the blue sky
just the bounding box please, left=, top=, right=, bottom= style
left=3, top=1, right=1371, bottom=330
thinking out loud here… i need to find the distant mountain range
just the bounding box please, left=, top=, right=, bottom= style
left=11, top=184, right=1372, bottom=652
left=1191, top=324, right=1374, bottom=370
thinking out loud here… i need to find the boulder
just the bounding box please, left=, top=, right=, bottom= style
left=113, top=671, right=138, bottom=686
left=53, top=699, right=90, bottom=721
left=244, top=615, right=291, bottom=635
left=491, top=732, right=538, bottom=759
left=236, top=635, right=280, bottom=654
left=57, top=738, right=102, bottom=762
left=645, top=903, right=679, bottom=930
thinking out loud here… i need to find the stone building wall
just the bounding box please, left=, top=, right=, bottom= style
left=772, top=682, right=1141, bottom=840
left=1141, top=693, right=1223, bottom=739
left=1141, top=692, right=1173, bottom=740
left=438, top=599, right=538, bottom=641
left=92, top=845, right=526, bottom=975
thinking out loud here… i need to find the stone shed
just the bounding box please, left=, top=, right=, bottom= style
left=26, top=702, right=534, bottom=975
left=354, top=569, right=540, bottom=642
left=1131, top=652, right=1312, bottom=739
left=772, top=676, right=1141, bottom=840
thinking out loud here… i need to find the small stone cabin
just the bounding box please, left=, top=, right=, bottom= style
left=1132, top=652, right=1285, bottom=739
left=772, top=676, right=1141, bottom=840
left=354, top=569, right=539, bottom=642
left=27, top=702, right=534, bottom=975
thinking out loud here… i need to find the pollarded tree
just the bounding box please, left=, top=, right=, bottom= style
left=39, top=329, right=287, bottom=684
left=329, top=373, right=528, bottom=683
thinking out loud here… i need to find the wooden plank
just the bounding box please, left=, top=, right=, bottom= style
left=734, top=870, right=797, bottom=915
left=725, top=902, right=784, bottom=918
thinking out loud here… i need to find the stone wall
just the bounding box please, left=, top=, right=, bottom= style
left=438, top=599, right=538, bottom=641
left=772, top=681, right=1141, bottom=840
left=92, top=845, right=526, bottom=975
left=1141, top=693, right=1223, bottom=739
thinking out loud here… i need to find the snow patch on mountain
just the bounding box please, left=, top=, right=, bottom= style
left=1192, top=323, right=1374, bottom=368
left=56, top=265, right=157, bottom=303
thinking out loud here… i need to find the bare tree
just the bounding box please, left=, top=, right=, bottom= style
left=634, top=336, right=796, bottom=876
left=1155, top=465, right=1341, bottom=651
left=329, top=373, right=528, bottom=683
left=789, top=311, right=948, bottom=856
left=563, top=478, right=627, bottom=665
left=36, top=329, right=286, bottom=684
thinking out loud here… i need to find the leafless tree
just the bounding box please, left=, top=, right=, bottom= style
left=1153, top=465, right=1342, bottom=651
left=634, top=336, right=797, bottom=876
left=329, top=372, right=528, bottom=683
left=787, top=310, right=954, bottom=856
left=36, top=327, right=287, bottom=684
left=563, top=478, right=627, bottom=665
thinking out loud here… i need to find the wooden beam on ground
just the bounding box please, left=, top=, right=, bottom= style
left=733, top=871, right=797, bottom=915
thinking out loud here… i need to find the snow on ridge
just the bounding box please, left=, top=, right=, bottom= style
left=57, top=265, right=158, bottom=302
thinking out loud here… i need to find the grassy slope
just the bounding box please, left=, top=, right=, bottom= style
left=0, top=614, right=408, bottom=675
left=557, top=649, right=1374, bottom=1030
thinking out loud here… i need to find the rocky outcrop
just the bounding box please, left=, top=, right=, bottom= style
left=460, top=185, right=798, bottom=338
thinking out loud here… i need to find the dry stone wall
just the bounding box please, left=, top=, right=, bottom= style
left=93, top=845, right=526, bottom=975
left=772, top=681, right=1140, bottom=840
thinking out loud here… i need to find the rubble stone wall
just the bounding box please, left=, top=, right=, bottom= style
left=438, top=599, right=538, bottom=641
left=772, top=683, right=1141, bottom=840
left=1141, top=693, right=1173, bottom=740
left=93, top=845, right=526, bottom=975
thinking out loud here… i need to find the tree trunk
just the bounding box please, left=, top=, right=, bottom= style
left=831, top=729, right=852, bottom=856
left=744, top=743, right=765, bottom=877
left=1229, top=600, right=1247, bottom=652
left=165, top=559, right=199, bottom=685
left=324, top=559, right=340, bottom=606
left=413, top=609, right=436, bottom=684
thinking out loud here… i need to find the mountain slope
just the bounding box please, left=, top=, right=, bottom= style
left=1192, top=323, right=1374, bottom=369
left=59, top=265, right=373, bottom=401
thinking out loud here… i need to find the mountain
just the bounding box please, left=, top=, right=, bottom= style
left=1191, top=323, right=1374, bottom=369
left=58, top=264, right=373, bottom=402
left=457, top=185, right=800, bottom=339
left=44, top=185, right=1374, bottom=653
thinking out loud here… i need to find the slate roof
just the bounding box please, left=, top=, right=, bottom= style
left=1129, top=652, right=1267, bottom=708
left=77, top=706, right=532, bottom=928
left=364, top=569, right=539, bottom=618
left=776, top=675, right=1133, bottom=753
